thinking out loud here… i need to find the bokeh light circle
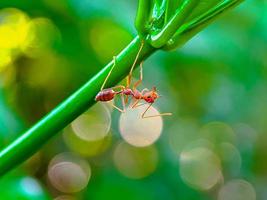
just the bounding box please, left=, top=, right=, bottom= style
left=0, top=8, right=30, bottom=49
left=63, top=126, right=112, bottom=157
left=54, top=195, right=76, bottom=200
left=219, top=142, right=242, bottom=176
left=71, top=103, right=111, bottom=142
left=20, top=177, right=43, bottom=196
left=233, top=123, right=258, bottom=151
left=218, top=179, right=256, bottom=200
left=200, top=121, right=236, bottom=145
left=48, top=153, right=91, bottom=193
left=23, top=17, right=61, bottom=56
left=113, top=142, right=158, bottom=179
left=0, top=8, right=30, bottom=70
left=168, top=120, right=199, bottom=155
left=119, top=105, right=163, bottom=147
left=179, top=146, right=222, bottom=191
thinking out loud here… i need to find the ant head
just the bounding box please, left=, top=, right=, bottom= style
left=143, top=87, right=159, bottom=103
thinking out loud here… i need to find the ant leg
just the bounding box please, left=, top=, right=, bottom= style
left=132, top=102, right=147, bottom=108
left=131, top=88, right=149, bottom=108
left=101, top=56, right=117, bottom=91
left=133, top=61, right=143, bottom=90
left=141, top=103, right=172, bottom=119
left=125, top=94, right=130, bottom=105
left=110, top=93, right=126, bottom=113
left=131, top=99, right=142, bottom=108
left=111, top=85, right=125, bottom=92
left=126, top=40, right=144, bottom=88
left=126, top=40, right=144, bottom=103
left=110, top=104, right=124, bottom=113
left=119, top=93, right=126, bottom=112
left=110, top=85, right=130, bottom=106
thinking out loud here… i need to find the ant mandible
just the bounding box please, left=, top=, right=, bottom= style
left=95, top=40, right=172, bottom=118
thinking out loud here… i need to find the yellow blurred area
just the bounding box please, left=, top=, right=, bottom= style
left=0, top=8, right=29, bottom=49
left=0, top=8, right=29, bottom=70
left=0, top=50, right=12, bottom=70
left=22, top=17, right=61, bottom=57
left=0, top=8, right=60, bottom=72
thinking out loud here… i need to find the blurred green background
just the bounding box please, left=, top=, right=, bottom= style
left=0, top=0, right=266, bottom=199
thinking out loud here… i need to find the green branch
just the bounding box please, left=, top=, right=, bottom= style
left=0, top=37, right=155, bottom=176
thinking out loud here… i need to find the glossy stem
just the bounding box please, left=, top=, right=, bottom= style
left=163, top=0, right=244, bottom=50
left=0, top=36, right=156, bottom=176
left=135, top=0, right=153, bottom=35
left=150, top=0, right=198, bottom=48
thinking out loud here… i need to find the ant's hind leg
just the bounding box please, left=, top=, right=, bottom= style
left=141, top=103, right=172, bottom=119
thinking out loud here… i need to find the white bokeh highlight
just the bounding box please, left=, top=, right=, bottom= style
left=179, top=146, right=222, bottom=191
left=113, top=142, right=158, bottom=179
left=71, top=103, right=111, bottom=142
left=119, top=105, right=163, bottom=147
left=48, top=153, right=91, bottom=193
left=218, top=179, right=256, bottom=200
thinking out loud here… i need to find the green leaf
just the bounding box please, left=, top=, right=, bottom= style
left=165, top=0, right=184, bottom=23
left=150, top=0, right=168, bottom=31
left=164, top=0, right=244, bottom=50
left=185, top=0, right=222, bottom=22
left=150, top=0, right=199, bottom=48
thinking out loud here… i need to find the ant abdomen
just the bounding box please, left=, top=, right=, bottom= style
left=95, top=89, right=116, bottom=102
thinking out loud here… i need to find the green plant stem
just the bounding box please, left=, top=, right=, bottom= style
left=0, top=36, right=156, bottom=176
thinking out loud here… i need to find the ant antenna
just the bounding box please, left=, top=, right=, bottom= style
left=126, top=40, right=145, bottom=88
left=101, top=56, right=117, bottom=91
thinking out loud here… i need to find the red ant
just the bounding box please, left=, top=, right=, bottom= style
left=95, top=41, right=172, bottom=118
